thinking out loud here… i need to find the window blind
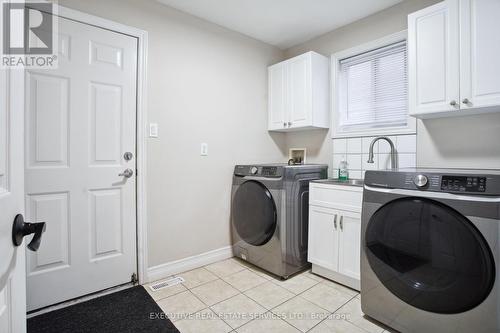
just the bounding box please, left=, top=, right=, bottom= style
left=338, top=41, right=408, bottom=132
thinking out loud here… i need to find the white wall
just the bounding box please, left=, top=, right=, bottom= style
left=417, top=113, right=500, bottom=169
left=285, top=0, right=500, bottom=171
left=56, top=0, right=287, bottom=268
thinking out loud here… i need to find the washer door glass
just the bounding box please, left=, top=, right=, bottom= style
left=232, top=180, right=277, bottom=246
left=365, top=197, right=495, bottom=314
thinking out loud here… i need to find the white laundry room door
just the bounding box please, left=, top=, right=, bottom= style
left=0, top=64, right=28, bottom=332
left=25, top=16, right=138, bottom=311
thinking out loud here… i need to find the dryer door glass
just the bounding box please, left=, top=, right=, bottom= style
left=365, top=197, right=495, bottom=314
left=232, top=180, right=277, bottom=246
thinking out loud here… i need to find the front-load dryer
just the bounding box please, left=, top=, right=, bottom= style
left=231, top=164, right=327, bottom=278
left=361, top=168, right=500, bottom=333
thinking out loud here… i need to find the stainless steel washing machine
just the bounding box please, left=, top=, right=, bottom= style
left=231, top=164, right=327, bottom=278
left=361, top=168, right=500, bottom=333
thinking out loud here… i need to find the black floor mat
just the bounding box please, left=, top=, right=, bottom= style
left=27, top=286, right=179, bottom=333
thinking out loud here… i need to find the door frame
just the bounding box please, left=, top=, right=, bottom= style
left=30, top=4, right=150, bottom=285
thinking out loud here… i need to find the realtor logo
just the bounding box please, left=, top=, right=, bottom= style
left=1, top=1, right=58, bottom=68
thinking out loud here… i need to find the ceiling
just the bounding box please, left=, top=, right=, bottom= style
left=156, top=0, right=404, bottom=49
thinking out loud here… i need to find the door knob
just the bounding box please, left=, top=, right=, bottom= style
left=12, top=214, right=46, bottom=251
left=462, top=98, right=470, bottom=105
left=450, top=100, right=457, bottom=106
left=119, top=168, right=134, bottom=178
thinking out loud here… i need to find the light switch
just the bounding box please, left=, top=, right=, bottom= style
left=149, top=123, right=158, bottom=138
left=201, top=143, right=208, bottom=156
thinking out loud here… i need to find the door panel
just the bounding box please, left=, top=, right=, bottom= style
left=338, top=211, right=361, bottom=280
left=26, top=192, right=69, bottom=273
left=90, top=83, right=123, bottom=164
left=26, top=73, right=69, bottom=167
left=288, top=55, right=311, bottom=127
left=25, top=16, right=138, bottom=311
left=408, top=0, right=460, bottom=116
left=308, top=206, right=338, bottom=270
left=460, top=0, right=500, bottom=109
left=89, top=188, right=123, bottom=261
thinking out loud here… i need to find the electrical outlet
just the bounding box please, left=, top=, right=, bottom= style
left=149, top=123, right=158, bottom=138
left=201, top=143, right=208, bottom=156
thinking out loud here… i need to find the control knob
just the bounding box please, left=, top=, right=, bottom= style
left=413, top=174, right=428, bottom=188
left=250, top=166, right=258, bottom=175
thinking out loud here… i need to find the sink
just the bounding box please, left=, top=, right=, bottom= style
left=313, top=178, right=364, bottom=187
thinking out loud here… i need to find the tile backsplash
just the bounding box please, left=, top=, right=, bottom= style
left=332, top=134, right=417, bottom=179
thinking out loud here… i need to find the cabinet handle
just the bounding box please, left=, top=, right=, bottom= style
left=450, top=100, right=457, bottom=107
left=287, top=121, right=292, bottom=127
left=339, top=216, right=343, bottom=231
left=462, top=98, right=470, bottom=105
left=333, top=214, right=337, bottom=230
left=283, top=122, right=287, bottom=127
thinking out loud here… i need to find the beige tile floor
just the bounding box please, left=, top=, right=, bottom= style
left=145, top=257, right=393, bottom=333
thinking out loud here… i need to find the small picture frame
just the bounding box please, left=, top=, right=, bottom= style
left=288, top=148, right=307, bottom=165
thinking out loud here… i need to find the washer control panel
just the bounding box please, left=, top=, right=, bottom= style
left=234, top=165, right=283, bottom=178
left=441, top=176, right=486, bottom=193
left=261, top=166, right=278, bottom=176
left=366, top=170, right=499, bottom=195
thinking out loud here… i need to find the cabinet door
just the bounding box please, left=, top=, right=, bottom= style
left=460, top=0, right=500, bottom=110
left=268, top=63, right=287, bottom=130
left=308, top=206, right=339, bottom=271
left=288, top=54, right=311, bottom=128
left=337, top=210, right=361, bottom=280
left=408, top=0, right=460, bottom=116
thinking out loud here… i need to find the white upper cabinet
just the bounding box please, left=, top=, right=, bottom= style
left=288, top=55, right=311, bottom=128
left=460, top=0, right=500, bottom=110
left=268, top=63, right=287, bottom=130
left=408, top=0, right=460, bottom=117
left=409, top=0, right=500, bottom=118
left=268, top=52, right=329, bottom=131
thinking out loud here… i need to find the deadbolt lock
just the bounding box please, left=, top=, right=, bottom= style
left=124, top=152, right=133, bottom=161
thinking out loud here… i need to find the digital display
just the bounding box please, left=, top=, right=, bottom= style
left=261, top=167, right=277, bottom=176
left=441, top=176, right=486, bottom=192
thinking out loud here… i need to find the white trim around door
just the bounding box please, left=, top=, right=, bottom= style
left=43, top=5, right=150, bottom=285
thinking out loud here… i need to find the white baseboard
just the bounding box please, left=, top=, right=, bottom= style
left=147, top=246, right=233, bottom=283
left=311, top=264, right=360, bottom=291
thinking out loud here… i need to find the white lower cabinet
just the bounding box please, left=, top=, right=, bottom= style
left=308, top=182, right=362, bottom=290
left=308, top=206, right=339, bottom=271
left=337, top=210, right=361, bottom=282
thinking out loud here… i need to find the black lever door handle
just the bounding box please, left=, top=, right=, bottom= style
left=12, top=214, right=46, bottom=251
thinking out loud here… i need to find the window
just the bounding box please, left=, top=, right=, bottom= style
left=332, top=32, right=415, bottom=137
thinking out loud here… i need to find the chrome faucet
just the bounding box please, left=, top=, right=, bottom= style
left=367, top=137, right=398, bottom=170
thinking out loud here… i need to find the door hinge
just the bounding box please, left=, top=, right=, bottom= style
left=131, top=272, right=139, bottom=284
